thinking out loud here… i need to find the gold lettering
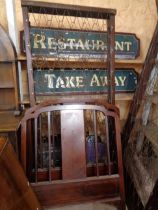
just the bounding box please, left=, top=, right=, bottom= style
left=118, top=76, right=126, bottom=86
left=58, top=38, right=66, bottom=50
left=48, top=37, right=57, bottom=50
left=100, top=76, right=108, bottom=86
left=115, top=77, right=119, bottom=86
left=65, top=77, right=75, bottom=88
left=97, top=40, right=106, bottom=51
left=67, top=39, right=76, bottom=50
left=76, top=39, right=84, bottom=50
left=91, top=40, right=97, bottom=50
left=45, top=74, right=56, bottom=88
left=115, top=41, right=124, bottom=51
left=90, top=74, right=100, bottom=86
left=76, top=76, right=84, bottom=88
left=56, top=77, right=65, bottom=88
left=33, top=34, right=46, bottom=49
left=124, top=42, right=132, bottom=51
left=84, top=40, right=90, bottom=50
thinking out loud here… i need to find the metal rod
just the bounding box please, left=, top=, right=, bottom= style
left=51, top=112, right=55, bottom=168
left=22, top=6, right=35, bottom=106
left=34, top=118, right=38, bottom=183
left=107, top=15, right=115, bottom=105
left=39, top=115, right=43, bottom=167
left=48, top=112, right=52, bottom=181
left=93, top=110, right=99, bottom=176
left=105, top=116, right=111, bottom=175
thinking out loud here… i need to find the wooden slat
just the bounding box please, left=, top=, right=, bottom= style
left=105, top=116, right=111, bottom=175
left=61, top=109, right=86, bottom=179
left=93, top=110, right=99, bottom=176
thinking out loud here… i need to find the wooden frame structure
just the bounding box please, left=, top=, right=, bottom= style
left=21, top=0, right=116, bottom=106
left=20, top=99, right=125, bottom=209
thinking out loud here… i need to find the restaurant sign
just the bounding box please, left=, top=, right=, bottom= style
left=22, top=28, right=140, bottom=59
left=34, top=69, right=138, bottom=94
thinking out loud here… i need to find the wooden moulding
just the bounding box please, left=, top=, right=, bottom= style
left=0, top=136, right=42, bottom=210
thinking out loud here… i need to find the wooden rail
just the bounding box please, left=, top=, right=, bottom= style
left=0, top=136, right=41, bottom=210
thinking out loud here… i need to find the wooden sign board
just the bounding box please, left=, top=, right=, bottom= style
left=21, top=28, right=140, bottom=59
left=33, top=69, right=138, bottom=94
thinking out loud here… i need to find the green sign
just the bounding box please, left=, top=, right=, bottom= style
left=22, top=28, right=140, bottom=59
left=34, top=69, right=138, bottom=94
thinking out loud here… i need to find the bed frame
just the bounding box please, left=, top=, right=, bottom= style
left=20, top=99, right=125, bottom=209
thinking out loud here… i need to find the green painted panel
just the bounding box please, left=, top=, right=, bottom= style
left=34, top=69, right=138, bottom=94
left=22, top=28, right=140, bottom=59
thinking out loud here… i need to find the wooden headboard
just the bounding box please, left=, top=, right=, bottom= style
left=20, top=99, right=125, bottom=209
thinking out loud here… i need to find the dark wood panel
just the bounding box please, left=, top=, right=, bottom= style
left=0, top=137, right=41, bottom=210
left=32, top=176, right=119, bottom=207
left=61, top=110, right=86, bottom=179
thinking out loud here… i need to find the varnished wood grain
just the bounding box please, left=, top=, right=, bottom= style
left=32, top=176, right=119, bottom=207
left=0, top=111, right=22, bottom=132
left=61, top=109, right=86, bottom=179
left=0, top=136, right=42, bottom=210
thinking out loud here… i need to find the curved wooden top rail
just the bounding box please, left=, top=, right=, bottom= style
left=24, top=99, right=120, bottom=117
left=0, top=136, right=42, bottom=210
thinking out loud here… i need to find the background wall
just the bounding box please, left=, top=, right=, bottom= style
left=14, top=0, right=157, bottom=62
left=0, top=0, right=157, bottom=129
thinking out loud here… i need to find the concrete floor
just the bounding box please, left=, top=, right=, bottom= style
left=45, top=202, right=118, bottom=210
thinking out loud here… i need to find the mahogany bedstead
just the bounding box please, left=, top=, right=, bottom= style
left=20, top=99, right=125, bottom=209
